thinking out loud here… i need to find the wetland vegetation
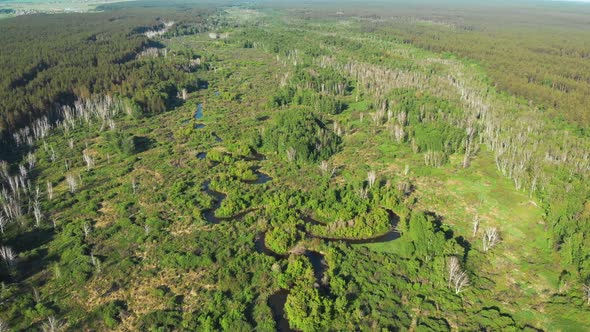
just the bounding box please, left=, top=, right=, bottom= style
left=0, top=0, right=589, bottom=330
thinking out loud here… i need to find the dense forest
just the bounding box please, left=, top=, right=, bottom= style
left=381, top=22, right=590, bottom=129
left=0, top=7, right=218, bottom=139
left=0, top=1, right=589, bottom=331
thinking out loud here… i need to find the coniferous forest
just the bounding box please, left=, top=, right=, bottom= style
left=0, top=1, right=589, bottom=331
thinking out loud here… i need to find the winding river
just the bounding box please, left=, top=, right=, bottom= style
left=202, top=180, right=226, bottom=224
left=256, top=210, right=400, bottom=331
left=201, top=154, right=401, bottom=331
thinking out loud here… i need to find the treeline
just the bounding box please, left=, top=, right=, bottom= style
left=0, top=7, right=215, bottom=139
left=378, top=21, right=590, bottom=128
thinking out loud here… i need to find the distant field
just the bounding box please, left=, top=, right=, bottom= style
left=0, top=0, right=137, bottom=18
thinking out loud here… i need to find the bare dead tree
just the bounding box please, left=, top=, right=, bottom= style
left=319, top=161, right=337, bottom=178
left=448, top=256, right=461, bottom=287
left=33, top=288, right=41, bottom=304
left=424, top=150, right=447, bottom=167
left=82, top=151, right=95, bottom=171
left=66, top=174, right=78, bottom=194
left=319, top=160, right=329, bottom=175
left=453, top=270, right=470, bottom=295
left=25, top=179, right=32, bottom=196
left=463, top=124, right=477, bottom=169
left=41, top=316, right=66, bottom=332
left=47, top=182, right=54, bottom=200
left=0, top=319, right=8, bottom=332
left=584, top=284, right=590, bottom=306
left=50, top=147, right=57, bottom=163
left=7, top=176, right=20, bottom=195
left=472, top=215, right=480, bottom=236
left=404, top=164, right=410, bottom=176
left=83, top=223, right=91, bottom=238
left=2, top=195, right=22, bottom=223
left=448, top=256, right=469, bottom=294
left=33, top=199, right=42, bottom=227
left=397, top=181, right=412, bottom=196
left=397, top=110, right=408, bottom=126
left=393, top=124, right=405, bottom=143
left=35, top=185, right=41, bottom=201
left=90, top=253, right=101, bottom=273
left=0, top=214, right=6, bottom=234
left=367, top=170, right=377, bottom=188
left=0, top=161, right=8, bottom=181
left=333, top=122, right=343, bottom=136
left=132, top=178, right=138, bottom=195
left=483, top=227, right=500, bottom=252
left=19, top=165, right=27, bottom=179
left=0, top=246, right=17, bottom=268
left=286, top=147, right=297, bottom=162
left=26, top=152, right=36, bottom=170
left=357, top=187, right=369, bottom=200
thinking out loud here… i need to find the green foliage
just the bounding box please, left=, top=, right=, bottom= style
left=472, top=307, right=517, bottom=330
left=228, top=161, right=257, bottom=182
left=284, top=283, right=333, bottom=332
left=262, top=109, right=340, bottom=163
left=416, top=317, right=451, bottom=331
left=389, top=89, right=465, bottom=154
left=103, top=130, right=137, bottom=155
left=310, top=207, right=391, bottom=239
left=278, top=255, right=314, bottom=289
left=544, top=174, right=590, bottom=280
left=123, top=97, right=144, bottom=119
left=265, top=217, right=303, bottom=255
left=98, top=300, right=127, bottom=329
left=138, top=310, right=182, bottom=332
left=413, top=123, right=464, bottom=154
left=267, top=66, right=349, bottom=110
left=49, top=220, right=95, bottom=285
left=405, top=212, right=463, bottom=262
left=290, top=66, right=350, bottom=96
left=168, top=179, right=208, bottom=212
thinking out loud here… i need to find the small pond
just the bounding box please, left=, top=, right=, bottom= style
left=194, top=103, right=203, bottom=120
left=245, top=171, right=272, bottom=185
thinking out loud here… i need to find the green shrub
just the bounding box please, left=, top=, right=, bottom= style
left=98, top=300, right=127, bottom=328
left=103, top=131, right=136, bottom=155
